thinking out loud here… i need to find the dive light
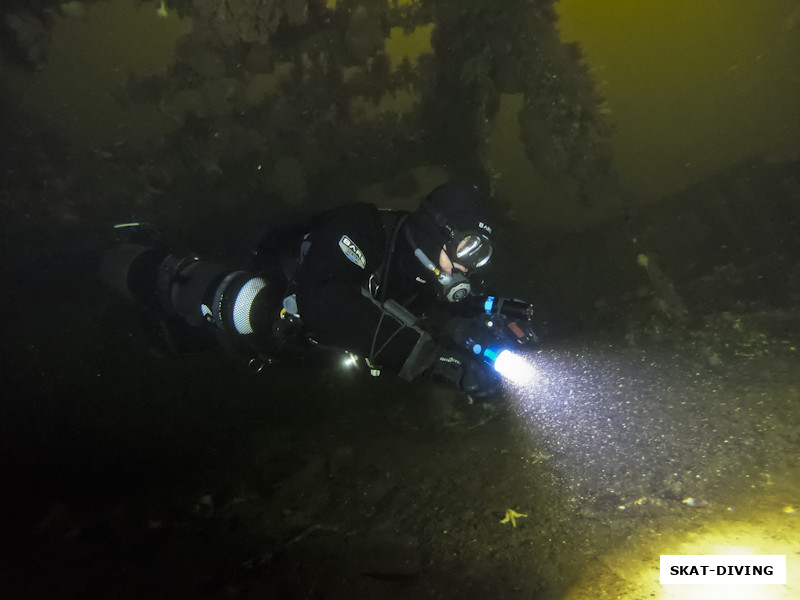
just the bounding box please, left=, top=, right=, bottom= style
left=478, top=345, right=537, bottom=385
left=461, top=295, right=539, bottom=385
left=482, top=295, right=534, bottom=320
left=481, top=295, right=537, bottom=345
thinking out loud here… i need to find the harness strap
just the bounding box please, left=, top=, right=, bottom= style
left=360, top=286, right=425, bottom=375
left=370, top=211, right=409, bottom=303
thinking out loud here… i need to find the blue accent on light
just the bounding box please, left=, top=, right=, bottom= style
left=484, top=296, right=496, bottom=313
left=472, top=344, right=482, bottom=355
left=482, top=346, right=500, bottom=366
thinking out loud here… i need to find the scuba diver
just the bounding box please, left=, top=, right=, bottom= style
left=101, top=182, right=537, bottom=398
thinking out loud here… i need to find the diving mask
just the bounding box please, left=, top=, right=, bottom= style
left=446, top=232, right=494, bottom=271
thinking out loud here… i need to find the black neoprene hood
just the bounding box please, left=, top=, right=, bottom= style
left=406, top=182, right=493, bottom=265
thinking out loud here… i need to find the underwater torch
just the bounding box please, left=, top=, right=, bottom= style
left=448, top=294, right=540, bottom=386
left=476, top=345, right=538, bottom=385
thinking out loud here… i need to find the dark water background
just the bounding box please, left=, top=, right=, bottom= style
left=1, top=0, right=799, bottom=598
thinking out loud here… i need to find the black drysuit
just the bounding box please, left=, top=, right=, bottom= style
left=292, top=202, right=437, bottom=373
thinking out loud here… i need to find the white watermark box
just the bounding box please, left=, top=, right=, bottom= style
left=660, top=555, right=786, bottom=584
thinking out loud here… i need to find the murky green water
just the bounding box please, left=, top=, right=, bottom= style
left=1, top=0, right=191, bottom=147
left=556, top=0, right=800, bottom=201
left=6, top=1, right=796, bottom=228
left=2, top=2, right=799, bottom=598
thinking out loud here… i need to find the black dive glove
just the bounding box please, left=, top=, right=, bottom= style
left=428, top=347, right=501, bottom=399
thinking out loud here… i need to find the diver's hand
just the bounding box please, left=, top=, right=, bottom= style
left=428, top=347, right=500, bottom=399
left=460, top=359, right=500, bottom=399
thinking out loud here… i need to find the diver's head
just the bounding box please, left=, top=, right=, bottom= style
left=405, top=182, right=494, bottom=301
left=408, top=182, right=494, bottom=272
